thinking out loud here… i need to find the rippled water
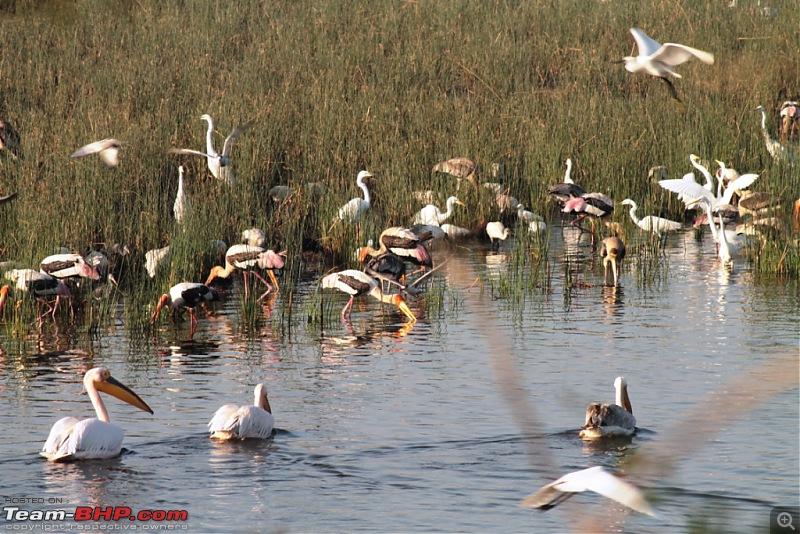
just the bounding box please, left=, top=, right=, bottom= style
left=1, top=225, right=797, bottom=533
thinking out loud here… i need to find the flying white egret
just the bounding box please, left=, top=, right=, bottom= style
left=659, top=168, right=758, bottom=210
left=621, top=28, right=714, bottom=106
left=689, top=154, right=715, bottom=192
left=173, top=165, right=190, bottom=224
left=686, top=197, right=744, bottom=263
left=620, top=199, right=681, bottom=236
left=208, top=383, right=275, bottom=440
left=70, top=138, right=122, bottom=168
left=40, top=367, right=153, bottom=462
left=170, top=114, right=253, bottom=185
left=337, top=170, right=374, bottom=222
left=413, top=195, right=465, bottom=226
left=581, top=377, right=636, bottom=439
left=599, top=237, right=626, bottom=287
left=521, top=466, right=655, bottom=516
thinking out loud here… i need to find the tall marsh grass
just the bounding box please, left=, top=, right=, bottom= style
left=0, top=0, right=797, bottom=315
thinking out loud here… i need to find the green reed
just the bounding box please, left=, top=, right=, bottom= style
left=0, top=0, right=797, bottom=331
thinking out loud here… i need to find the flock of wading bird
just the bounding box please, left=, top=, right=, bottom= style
left=0, top=27, right=799, bottom=518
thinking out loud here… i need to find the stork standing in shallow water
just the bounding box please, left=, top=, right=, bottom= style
left=321, top=269, right=416, bottom=322
left=150, top=282, right=219, bottom=335
left=206, top=244, right=284, bottom=299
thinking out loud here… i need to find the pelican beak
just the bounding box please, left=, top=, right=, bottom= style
left=621, top=385, right=633, bottom=415
left=150, top=294, right=168, bottom=323
left=394, top=296, right=417, bottom=322
left=96, top=376, right=154, bottom=414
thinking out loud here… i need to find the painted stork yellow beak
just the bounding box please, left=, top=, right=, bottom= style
left=94, top=373, right=154, bottom=414
left=150, top=294, right=170, bottom=323
left=0, top=285, right=9, bottom=314
left=391, top=295, right=417, bottom=322
left=205, top=266, right=223, bottom=286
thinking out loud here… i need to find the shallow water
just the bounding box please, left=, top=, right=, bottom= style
left=1, top=225, right=798, bottom=533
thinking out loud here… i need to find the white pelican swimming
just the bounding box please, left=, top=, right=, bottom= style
left=521, top=466, right=655, bottom=516
left=580, top=376, right=636, bottom=439
left=41, top=367, right=153, bottom=462
left=208, top=383, right=275, bottom=440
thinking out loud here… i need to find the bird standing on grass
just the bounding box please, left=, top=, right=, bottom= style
left=620, top=27, right=714, bottom=108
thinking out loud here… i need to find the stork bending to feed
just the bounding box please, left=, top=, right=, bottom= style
left=321, top=270, right=416, bottom=322
left=150, top=282, right=219, bottom=335
left=41, top=367, right=153, bottom=462
left=206, top=244, right=285, bottom=299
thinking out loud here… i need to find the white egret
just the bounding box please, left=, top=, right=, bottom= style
left=441, top=223, right=472, bottom=238
left=714, top=160, right=739, bottom=187
left=659, top=168, right=758, bottom=210
left=620, top=199, right=681, bottom=236
left=70, top=138, right=122, bottom=168
left=581, top=376, right=636, bottom=439
left=337, top=170, right=374, bottom=222
left=521, top=466, right=655, bottom=516
left=41, top=367, right=153, bottom=462
left=621, top=28, right=714, bottom=106
left=145, top=246, right=171, bottom=278
left=170, top=114, right=253, bottom=185
left=173, top=165, right=190, bottom=224
left=599, top=237, right=626, bottom=287
left=208, top=383, right=275, bottom=440
left=413, top=195, right=465, bottom=226
left=756, top=105, right=795, bottom=163
left=689, top=154, right=715, bottom=192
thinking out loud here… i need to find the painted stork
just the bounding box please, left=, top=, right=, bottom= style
left=2, top=269, right=72, bottom=321
left=621, top=27, right=713, bottom=107
left=548, top=158, right=586, bottom=205
left=321, top=269, right=416, bottom=322
left=599, top=237, right=626, bottom=287
left=70, top=138, right=122, bottom=168
left=40, top=254, right=100, bottom=281
left=169, top=114, right=254, bottom=185
left=41, top=367, right=153, bottom=462
left=358, top=227, right=433, bottom=273
left=151, top=282, right=219, bottom=333
left=360, top=250, right=407, bottom=290
left=208, top=383, right=275, bottom=440
left=206, top=244, right=284, bottom=298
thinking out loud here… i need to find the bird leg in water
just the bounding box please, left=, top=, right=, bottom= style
left=659, top=77, right=686, bottom=112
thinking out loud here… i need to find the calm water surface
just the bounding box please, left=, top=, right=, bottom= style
left=1, top=225, right=798, bottom=533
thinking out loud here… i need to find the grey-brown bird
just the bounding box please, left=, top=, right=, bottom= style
left=600, top=236, right=625, bottom=286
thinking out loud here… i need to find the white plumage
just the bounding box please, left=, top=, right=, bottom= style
left=521, top=466, right=655, bottom=516
left=208, top=383, right=275, bottom=440
left=413, top=195, right=464, bottom=226
left=338, top=170, right=374, bottom=222
left=70, top=138, right=122, bottom=168
left=170, top=114, right=253, bottom=185
left=173, top=165, right=190, bottom=224
left=620, top=199, right=681, bottom=236
left=41, top=367, right=153, bottom=462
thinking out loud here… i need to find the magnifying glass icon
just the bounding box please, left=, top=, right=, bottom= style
left=778, top=512, right=795, bottom=531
